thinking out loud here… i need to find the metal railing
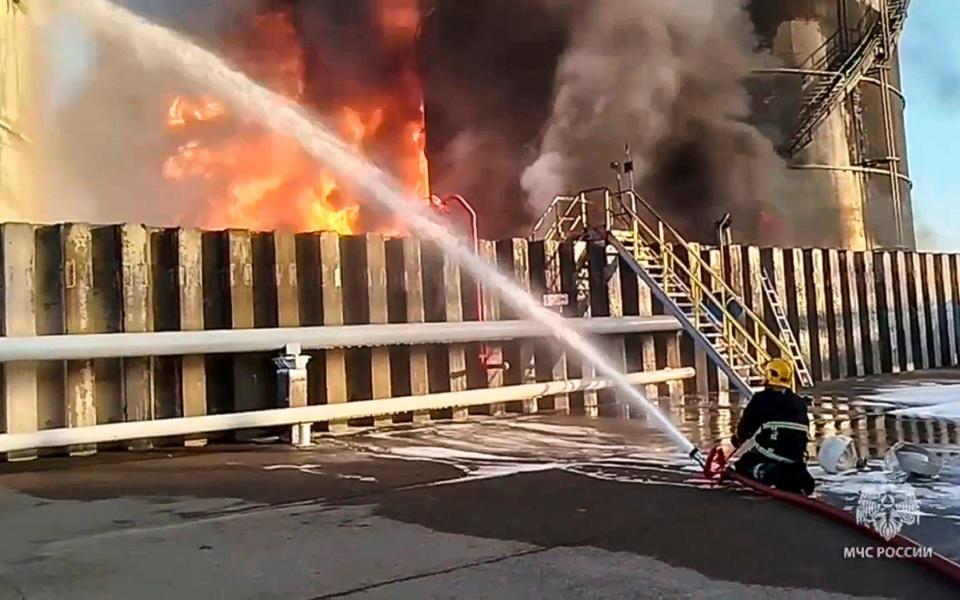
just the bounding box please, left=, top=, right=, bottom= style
left=530, top=186, right=796, bottom=386
left=0, top=368, right=696, bottom=455
left=778, top=0, right=910, bottom=158
left=0, top=316, right=689, bottom=456
left=607, top=190, right=794, bottom=369
left=0, top=317, right=681, bottom=362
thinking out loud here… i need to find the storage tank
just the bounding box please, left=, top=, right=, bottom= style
left=0, top=1, right=35, bottom=222
left=748, top=0, right=914, bottom=249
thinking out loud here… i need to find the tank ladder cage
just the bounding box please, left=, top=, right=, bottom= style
left=531, top=186, right=801, bottom=398
left=778, top=0, right=911, bottom=159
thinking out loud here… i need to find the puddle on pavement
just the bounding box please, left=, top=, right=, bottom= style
left=335, top=389, right=960, bottom=560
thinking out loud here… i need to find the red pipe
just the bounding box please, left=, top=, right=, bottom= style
left=703, top=448, right=960, bottom=586
left=442, top=194, right=484, bottom=322
left=431, top=194, right=495, bottom=368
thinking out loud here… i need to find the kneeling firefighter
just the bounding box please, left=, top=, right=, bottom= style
left=731, top=358, right=816, bottom=495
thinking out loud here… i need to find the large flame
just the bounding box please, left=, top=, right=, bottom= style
left=162, top=4, right=430, bottom=234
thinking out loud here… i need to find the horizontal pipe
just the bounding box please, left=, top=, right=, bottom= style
left=0, top=368, right=696, bottom=453
left=788, top=163, right=912, bottom=187
left=751, top=67, right=841, bottom=77
left=0, top=316, right=680, bottom=363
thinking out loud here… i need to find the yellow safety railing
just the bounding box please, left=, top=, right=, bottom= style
left=606, top=189, right=795, bottom=371
left=529, top=195, right=589, bottom=245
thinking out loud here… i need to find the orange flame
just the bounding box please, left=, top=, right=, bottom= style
left=162, top=6, right=430, bottom=234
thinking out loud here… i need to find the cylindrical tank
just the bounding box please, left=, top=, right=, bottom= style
left=0, top=1, right=35, bottom=221
left=748, top=0, right=914, bottom=249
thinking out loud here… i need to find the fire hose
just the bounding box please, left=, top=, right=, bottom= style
left=700, top=444, right=960, bottom=586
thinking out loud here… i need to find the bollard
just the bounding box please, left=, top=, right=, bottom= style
left=274, top=343, right=312, bottom=447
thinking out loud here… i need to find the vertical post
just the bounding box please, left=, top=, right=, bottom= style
left=688, top=242, right=709, bottom=398
left=366, top=234, right=393, bottom=427
left=708, top=249, right=728, bottom=403
left=119, top=225, right=155, bottom=449
left=910, top=253, right=930, bottom=370
left=604, top=247, right=632, bottom=412
left=727, top=244, right=747, bottom=397
left=844, top=250, right=865, bottom=377
left=1, top=223, right=37, bottom=460
left=942, top=254, right=958, bottom=366
left=790, top=248, right=813, bottom=380
left=617, top=250, right=641, bottom=417
left=403, top=237, right=431, bottom=424
left=808, top=249, right=831, bottom=381
left=637, top=251, right=659, bottom=403
left=665, top=331, right=683, bottom=402
left=34, top=226, right=64, bottom=435
left=895, top=251, right=915, bottom=371
left=62, top=224, right=97, bottom=454
left=827, top=249, right=848, bottom=380
left=924, top=254, right=942, bottom=368
left=274, top=232, right=300, bottom=328
left=225, top=230, right=258, bottom=417
left=578, top=241, right=603, bottom=418
left=746, top=246, right=765, bottom=354
left=538, top=240, right=571, bottom=413
left=479, top=240, right=505, bottom=416
left=859, top=252, right=882, bottom=375
left=177, top=228, right=206, bottom=446
left=511, top=239, right=538, bottom=413
left=90, top=227, right=123, bottom=424
left=881, top=252, right=901, bottom=373
left=952, top=256, right=960, bottom=366
left=554, top=241, right=576, bottom=414
left=274, top=231, right=303, bottom=440
left=320, top=232, right=348, bottom=433
left=443, top=247, right=468, bottom=420
left=584, top=241, right=609, bottom=417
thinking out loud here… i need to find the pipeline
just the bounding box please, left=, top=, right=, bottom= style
left=701, top=446, right=960, bottom=586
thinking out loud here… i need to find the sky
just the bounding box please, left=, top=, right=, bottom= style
left=901, top=0, right=960, bottom=251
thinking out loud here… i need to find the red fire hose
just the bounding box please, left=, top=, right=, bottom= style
left=702, top=446, right=960, bottom=586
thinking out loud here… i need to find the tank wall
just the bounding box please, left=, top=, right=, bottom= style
left=748, top=0, right=914, bottom=249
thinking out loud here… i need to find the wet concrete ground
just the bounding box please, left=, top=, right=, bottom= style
left=1, top=409, right=958, bottom=599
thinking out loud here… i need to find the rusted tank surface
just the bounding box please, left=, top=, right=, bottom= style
left=748, top=0, right=914, bottom=250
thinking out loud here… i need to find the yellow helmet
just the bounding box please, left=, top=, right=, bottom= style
left=763, top=357, right=795, bottom=391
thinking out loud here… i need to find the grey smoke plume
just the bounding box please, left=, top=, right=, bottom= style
left=417, top=0, right=569, bottom=238
left=522, top=0, right=783, bottom=242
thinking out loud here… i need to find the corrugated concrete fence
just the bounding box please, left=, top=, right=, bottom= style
left=1, top=223, right=957, bottom=448
left=0, top=225, right=688, bottom=447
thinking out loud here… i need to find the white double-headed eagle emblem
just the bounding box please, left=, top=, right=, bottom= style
left=855, top=484, right=920, bottom=541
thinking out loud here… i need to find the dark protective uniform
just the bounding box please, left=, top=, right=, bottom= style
left=732, top=388, right=815, bottom=495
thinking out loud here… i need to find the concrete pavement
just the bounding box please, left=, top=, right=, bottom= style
left=0, top=438, right=956, bottom=599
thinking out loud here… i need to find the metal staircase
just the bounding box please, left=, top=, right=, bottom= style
left=759, top=269, right=813, bottom=388
left=531, top=188, right=800, bottom=398
left=781, top=0, right=910, bottom=158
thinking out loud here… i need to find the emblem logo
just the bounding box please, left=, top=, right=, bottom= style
left=855, top=484, right=920, bottom=541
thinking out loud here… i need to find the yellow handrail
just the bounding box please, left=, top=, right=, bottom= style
left=533, top=194, right=592, bottom=244
left=609, top=193, right=794, bottom=365
left=640, top=241, right=774, bottom=367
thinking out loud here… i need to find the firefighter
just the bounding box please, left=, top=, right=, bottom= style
left=731, top=357, right=816, bottom=495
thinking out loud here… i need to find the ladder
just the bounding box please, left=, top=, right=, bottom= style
left=608, top=235, right=764, bottom=397
left=604, top=191, right=797, bottom=399
left=780, top=0, right=910, bottom=158
left=531, top=187, right=799, bottom=397
left=759, top=269, right=814, bottom=389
